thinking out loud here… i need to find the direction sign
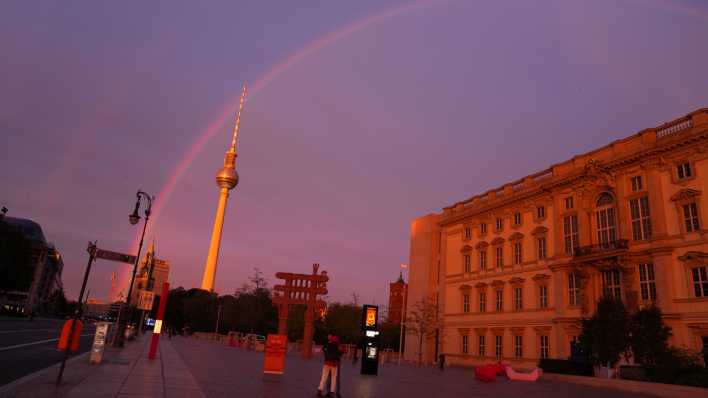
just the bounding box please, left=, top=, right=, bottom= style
left=95, top=249, right=136, bottom=264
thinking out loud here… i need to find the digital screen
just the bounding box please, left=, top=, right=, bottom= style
left=365, top=307, right=377, bottom=327
left=367, top=346, right=377, bottom=359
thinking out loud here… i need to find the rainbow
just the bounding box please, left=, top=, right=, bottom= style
left=112, top=0, right=447, bottom=300
left=113, top=0, right=708, bottom=299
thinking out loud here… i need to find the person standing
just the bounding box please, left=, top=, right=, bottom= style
left=318, top=335, right=342, bottom=397
left=439, top=353, right=446, bottom=371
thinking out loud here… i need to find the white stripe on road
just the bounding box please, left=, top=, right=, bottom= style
left=0, top=333, right=93, bottom=351
left=0, top=329, right=58, bottom=334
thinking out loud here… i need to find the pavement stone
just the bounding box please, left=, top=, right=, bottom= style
left=170, top=336, right=659, bottom=398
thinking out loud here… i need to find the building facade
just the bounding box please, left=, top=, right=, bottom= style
left=404, top=108, right=708, bottom=368
left=387, top=273, right=407, bottom=324
left=129, top=241, right=170, bottom=305
left=0, top=216, right=63, bottom=314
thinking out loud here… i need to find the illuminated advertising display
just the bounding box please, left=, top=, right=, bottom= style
left=361, top=304, right=378, bottom=331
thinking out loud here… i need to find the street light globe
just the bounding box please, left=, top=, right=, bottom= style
left=129, top=212, right=141, bottom=225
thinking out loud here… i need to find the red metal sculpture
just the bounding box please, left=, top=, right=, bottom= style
left=272, top=263, right=328, bottom=358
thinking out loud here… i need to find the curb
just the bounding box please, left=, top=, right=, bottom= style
left=543, top=373, right=708, bottom=398
left=0, top=351, right=90, bottom=397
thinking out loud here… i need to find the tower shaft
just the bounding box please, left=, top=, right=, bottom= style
left=201, top=187, right=231, bottom=291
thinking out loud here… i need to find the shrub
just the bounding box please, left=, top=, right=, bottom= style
left=629, top=306, right=671, bottom=365
left=644, top=347, right=705, bottom=385
left=538, top=358, right=593, bottom=376
left=579, top=296, right=629, bottom=366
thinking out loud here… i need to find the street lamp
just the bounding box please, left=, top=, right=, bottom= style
left=114, top=190, right=153, bottom=347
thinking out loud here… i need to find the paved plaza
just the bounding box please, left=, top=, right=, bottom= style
left=4, top=332, right=690, bottom=398
left=170, top=337, right=655, bottom=398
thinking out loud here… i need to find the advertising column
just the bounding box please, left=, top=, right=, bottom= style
left=360, top=304, right=380, bottom=375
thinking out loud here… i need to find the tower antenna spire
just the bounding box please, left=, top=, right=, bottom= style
left=230, top=83, right=248, bottom=154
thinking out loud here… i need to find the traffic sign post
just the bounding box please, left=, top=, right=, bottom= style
left=56, top=241, right=97, bottom=386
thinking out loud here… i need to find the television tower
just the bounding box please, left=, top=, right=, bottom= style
left=200, top=84, right=248, bottom=291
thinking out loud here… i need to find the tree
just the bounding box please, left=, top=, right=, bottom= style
left=579, top=296, right=629, bottom=367
left=323, top=303, right=361, bottom=344
left=405, top=298, right=441, bottom=365
left=379, top=321, right=401, bottom=351
left=629, top=305, right=672, bottom=365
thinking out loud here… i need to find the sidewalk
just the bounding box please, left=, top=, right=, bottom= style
left=2, top=333, right=205, bottom=398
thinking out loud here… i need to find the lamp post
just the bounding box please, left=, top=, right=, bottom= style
left=113, top=190, right=153, bottom=347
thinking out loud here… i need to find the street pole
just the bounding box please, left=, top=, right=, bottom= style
left=56, top=241, right=97, bottom=385
left=114, top=191, right=152, bottom=348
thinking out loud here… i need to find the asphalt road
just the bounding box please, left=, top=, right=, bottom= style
left=0, top=317, right=96, bottom=387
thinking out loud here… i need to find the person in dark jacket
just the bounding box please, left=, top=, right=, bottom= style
left=318, top=335, right=342, bottom=397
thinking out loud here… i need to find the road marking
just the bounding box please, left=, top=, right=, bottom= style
left=0, top=329, right=58, bottom=334
left=0, top=333, right=93, bottom=351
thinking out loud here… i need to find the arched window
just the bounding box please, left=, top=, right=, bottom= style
left=596, top=192, right=616, bottom=247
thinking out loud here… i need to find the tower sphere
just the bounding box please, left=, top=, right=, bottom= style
left=216, top=167, right=238, bottom=189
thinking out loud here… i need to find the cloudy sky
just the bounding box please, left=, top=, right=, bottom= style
left=2, top=0, right=708, bottom=306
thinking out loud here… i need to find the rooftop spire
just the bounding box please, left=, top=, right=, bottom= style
left=229, top=83, right=248, bottom=154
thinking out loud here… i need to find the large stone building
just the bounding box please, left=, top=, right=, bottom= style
left=404, top=108, right=708, bottom=368
left=129, top=241, right=170, bottom=305
left=0, top=215, right=63, bottom=314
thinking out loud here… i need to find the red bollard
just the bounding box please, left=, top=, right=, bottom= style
left=57, top=319, right=83, bottom=352
left=148, top=282, right=169, bottom=359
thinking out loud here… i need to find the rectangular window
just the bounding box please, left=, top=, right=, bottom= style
left=514, top=242, right=522, bottom=264
left=479, top=291, right=486, bottom=312
left=463, top=254, right=471, bottom=273
left=631, top=176, right=643, bottom=192
left=683, top=203, right=700, bottom=232
left=495, top=289, right=503, bottom=311
left=563, top=215, right=579, bottom=255
left=638, top=263, right=657, bottom=301
left=540, top=335, right=549, bottom=359
left=539, top=285, right=548, bottom=309
left=495, top=335, right=503, bottom=359
left=514, top=335, right=523, bottom=359
left=496, top=218, right=503, bottom=230
left=480, top=223, right=487, bottom=234
left=602, top=269, right=622, bottom=299
left=565, top=197, right=574, bottom=210
left=630, top=196, right=652, bottom=240
left=480, top=250, right=487, bottom=270
left=537, top=237, right=547, bottom=260
left=514, top=287, right=523, bottom=311
left=568, top=272, right=580, bottom=306
left=462, top=335, right=469, bottom=354
left=478, top=335, right=486, bottom=357
left=677, top=162, right=692, bottom=179
left=514, top=212, right=522, bottom=225
left=463, top=293, right=470, bottom=313
left=496, top=246, right=503, bottom=268
left=464, top=226, right=472, bottom=240
left=596, top=207, right=617, bottom=247
left=537, top=206, right=545, bottom=219
left=692, top=266, right=708, bottom=298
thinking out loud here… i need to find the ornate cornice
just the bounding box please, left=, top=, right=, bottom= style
left=671, top=188, right=701, bottom=202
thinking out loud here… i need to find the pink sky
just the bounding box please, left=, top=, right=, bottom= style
left=2, top=0, right=708, bottom=306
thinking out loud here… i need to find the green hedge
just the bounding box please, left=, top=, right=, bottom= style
left=538, top=359, right=593, bottom=376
